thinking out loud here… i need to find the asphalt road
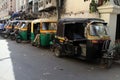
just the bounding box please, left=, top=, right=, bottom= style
left=0, top=36, right=120, bottom=80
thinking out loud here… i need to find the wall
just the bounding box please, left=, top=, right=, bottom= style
left=62, top=0, right=99, bottom=18
left=0, top=0, right=17, bottom=19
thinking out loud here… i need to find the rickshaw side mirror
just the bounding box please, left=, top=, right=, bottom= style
left=103, top=22, right=107, bottom=26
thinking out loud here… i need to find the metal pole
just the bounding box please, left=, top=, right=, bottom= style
left=56, top=0, right=61, bottom=21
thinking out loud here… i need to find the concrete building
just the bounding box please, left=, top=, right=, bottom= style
left=16, top=0, right=28, bottom=12
left=0, top=0, right=16, bottom=20
left=32, top=0, right=39, bottom=13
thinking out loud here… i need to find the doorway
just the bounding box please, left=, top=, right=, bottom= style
left=116, top=14, right=120, bottom=40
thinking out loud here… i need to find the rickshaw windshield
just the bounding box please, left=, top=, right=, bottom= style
left=20, top=23, right=27, bottom=28
left=42, top=22, right=57, bottom=30
left=16, top=22, right=20, bottom=26
left=11, top=22, right=19, bottom=26
left=89, top=23, right=107, bottom=36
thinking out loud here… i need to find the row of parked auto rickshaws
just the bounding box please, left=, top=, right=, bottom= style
left=1, top=18, right=119, bottom=68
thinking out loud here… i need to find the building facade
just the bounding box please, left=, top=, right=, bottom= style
left=16, top=0, right=28, bottom=12
left=0, top=0, right=16, bottom=20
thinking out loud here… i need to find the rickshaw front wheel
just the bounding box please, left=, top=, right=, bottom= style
left=54, top=46, right=63, bottom=57
left=104, top=58, right=113, bottom=69
left=16, top=38, right=22, bottom=43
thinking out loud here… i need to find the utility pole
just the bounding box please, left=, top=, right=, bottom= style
left=56, top=0, right=61, bottom=21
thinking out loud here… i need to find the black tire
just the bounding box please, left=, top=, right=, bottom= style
left=50, top=45, right=54, bottom=52
left=16, top=38, right=22, bottom=43
left=106, top=59, right=113, bottom=69
left=32, top=42, right=35, bottom=46
left=54, top=46, right=62, bottom=57
left=4, top=34, right=9, bottom=39
left=10, top=35, right=16, bottom=40
left=105, top=59, right=113, bottom=69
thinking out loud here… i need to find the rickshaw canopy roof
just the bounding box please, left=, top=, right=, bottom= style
left=32, top=18, right=57, bottom=23
left=56, top=18, right=105, bottom=37
left=59, top=18, right=104, bottom=24
left=9, top=20, right=33, bottom=23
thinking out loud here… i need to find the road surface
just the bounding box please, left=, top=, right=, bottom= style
left=0, top=37, right=120, bottom=80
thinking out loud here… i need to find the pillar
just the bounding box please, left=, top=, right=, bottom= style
left=98, top=1, right=120, bottom=43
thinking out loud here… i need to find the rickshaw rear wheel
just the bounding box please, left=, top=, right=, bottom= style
left=4, top=34, right=9, bottom=39
left=54, top=46, right=63, bottom=57
left=16, top=38, right=22, bottom=43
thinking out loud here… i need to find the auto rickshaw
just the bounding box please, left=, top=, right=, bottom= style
left=16, top=20, right=32, bottom=43
left=31, top=19, right=57, bottom=47
left=9, top=21, right=22, bottom=40
left=2, top=20, right=20, bottom=38
left=53, top=18, right=111, bottom=67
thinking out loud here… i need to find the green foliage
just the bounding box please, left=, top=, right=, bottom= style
left=89, top=0, right=110, bottom=13
left=89, top=0, right=98, bottom=13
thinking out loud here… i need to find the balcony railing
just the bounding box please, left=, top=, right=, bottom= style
left=114, top=0, right=120, bottom=6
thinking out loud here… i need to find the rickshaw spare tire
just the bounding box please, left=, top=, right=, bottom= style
left=16, top=38, right=22, bottom=43
left=54, top=46, right=63, bottom=57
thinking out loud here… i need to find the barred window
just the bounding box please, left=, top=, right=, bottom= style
left=114, top=0, right=120, bottom=6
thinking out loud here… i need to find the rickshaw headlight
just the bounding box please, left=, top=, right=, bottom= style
left=92, top=40, right=98, bottom=43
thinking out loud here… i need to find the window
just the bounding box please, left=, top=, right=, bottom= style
left=42, top=22, right=57, bottom=30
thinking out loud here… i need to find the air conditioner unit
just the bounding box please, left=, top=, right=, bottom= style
left=45, top=0, right=56, bottom=9
left=38, top=0, right=45, bottom=11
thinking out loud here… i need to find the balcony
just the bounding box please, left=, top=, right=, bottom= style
left=44, top=0, right=56, bottom=9
left=38, top=0, right=56, bottom=11
left=38, top=0, right=45, bottom=11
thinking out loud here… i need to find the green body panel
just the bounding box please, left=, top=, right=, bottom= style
left=31, top=32, right=35, bottom=42
left=31, top=32, right=55, bottom=47
left=40, top=33, right=51, bottom=46
left=19, top=31, right=27, bottom=40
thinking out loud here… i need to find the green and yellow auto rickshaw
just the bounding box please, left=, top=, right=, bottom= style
left=31, top=19, right=57, bottom=47
left=53, top=18, right=112, bottom=67
left=2, top=20, right=20, bottom=38
left=9, top=21, right=23, bottom=40
left=16, top=20, right=32, bottom=43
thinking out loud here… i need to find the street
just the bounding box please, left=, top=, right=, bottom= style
left=0, top=36, right=120, bottom=80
